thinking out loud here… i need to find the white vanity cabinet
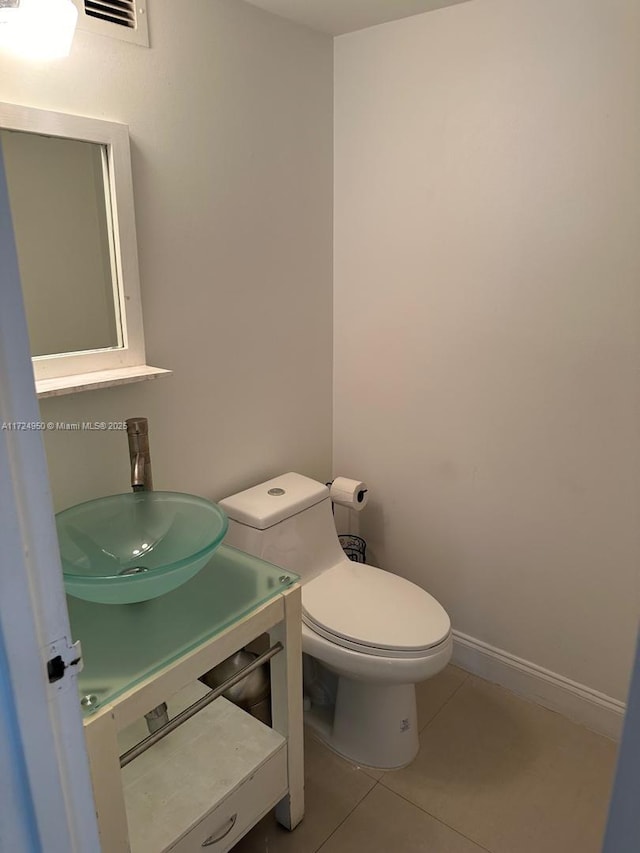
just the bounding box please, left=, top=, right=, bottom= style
left=70, top=546, right=304, bottom=853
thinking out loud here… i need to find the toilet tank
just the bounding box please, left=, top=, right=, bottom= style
left=219, top=473, right=345, bottom=581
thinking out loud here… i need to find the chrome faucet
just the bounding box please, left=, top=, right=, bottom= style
left=126, top=417, right=153, bottom=492
left=125, top=417, right=168, bottom=733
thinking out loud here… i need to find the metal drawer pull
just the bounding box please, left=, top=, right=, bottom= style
left=119, top=641, right=283, bottom=768
left=202, top=813, right=238, bottom=846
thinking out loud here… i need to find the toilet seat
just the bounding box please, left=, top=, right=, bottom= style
left=302, top=560, right=451, bottom=659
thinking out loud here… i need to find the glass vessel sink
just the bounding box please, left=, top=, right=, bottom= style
left=56, top=491, right=228, bottom=605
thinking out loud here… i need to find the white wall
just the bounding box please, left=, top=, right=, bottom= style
left=0, top=0, right=333, bottom=511
left=334, top=0, right=640, bottom=702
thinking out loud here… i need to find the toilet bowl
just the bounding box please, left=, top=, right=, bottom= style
left=219, top=473, right=452, bottom=769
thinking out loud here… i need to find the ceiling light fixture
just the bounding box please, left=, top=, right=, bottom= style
left=0, top=0, right=78, bottom=61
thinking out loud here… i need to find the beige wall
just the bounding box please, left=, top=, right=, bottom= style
left=2, top=0, right=636, bottom=707
left=0, top=0, right=333, bottom=511
left=334, top=0, right=640, bottom=701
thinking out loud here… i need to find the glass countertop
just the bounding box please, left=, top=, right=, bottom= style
left=67, top=545, right=299, bottom=716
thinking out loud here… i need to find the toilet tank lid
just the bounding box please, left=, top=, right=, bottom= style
left=218, top=472, right=329, bottom=530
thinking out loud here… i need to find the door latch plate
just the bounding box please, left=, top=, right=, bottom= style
left=46, top=638, right=83, bottom=684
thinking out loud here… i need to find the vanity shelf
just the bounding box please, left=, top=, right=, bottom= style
left=69, top=545, right=304, bottom=853
left=35, top=364, right=171, bottom=398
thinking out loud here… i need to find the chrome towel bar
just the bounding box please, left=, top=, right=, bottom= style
left=119, top=641, right=283, bottom=768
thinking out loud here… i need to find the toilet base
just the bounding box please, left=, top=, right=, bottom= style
left=305, top=677, right=419, bottom=770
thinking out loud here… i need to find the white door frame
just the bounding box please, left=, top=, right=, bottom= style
left=0, top=144, right=100, bottom=851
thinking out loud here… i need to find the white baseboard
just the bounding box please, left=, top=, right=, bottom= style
left=452, top=630, right=626, bottom=741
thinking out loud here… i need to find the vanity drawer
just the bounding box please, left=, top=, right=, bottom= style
left=169, top=744, right=287, bottom=852
left=123, top=695, right=288, bottom=853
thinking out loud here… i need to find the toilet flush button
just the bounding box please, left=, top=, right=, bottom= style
left=268, top=488, right=285, bottom=496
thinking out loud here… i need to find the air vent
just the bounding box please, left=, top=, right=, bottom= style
left=73, top=0, right=149, bottom=47
left=85, top=0, right=135, bottom=29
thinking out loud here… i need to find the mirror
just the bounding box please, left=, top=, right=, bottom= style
left=1, top=130, right=122, bottom=358
left=0, top=102, right=167, bottom=396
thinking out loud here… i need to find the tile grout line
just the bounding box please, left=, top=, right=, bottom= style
left=314, top=779, right=382, bottom=853
left=312, top=670, right=475, bottom=852
left=376, top=784, right=494, bottom=853
left=418, top=670, right=471, bottom=735
left=375, top=671, right=495, bottom=852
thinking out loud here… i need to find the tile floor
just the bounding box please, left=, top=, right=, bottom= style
left=233, top=666, right=618, bottom=853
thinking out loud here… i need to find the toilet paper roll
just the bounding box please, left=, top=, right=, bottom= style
left=329, top=477, right=369, bottom=511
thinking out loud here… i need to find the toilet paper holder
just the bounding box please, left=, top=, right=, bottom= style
left=327, top=477, right=369, bottom=511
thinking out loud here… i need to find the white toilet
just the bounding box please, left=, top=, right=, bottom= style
left=219, top=472, right=452, bottom=769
